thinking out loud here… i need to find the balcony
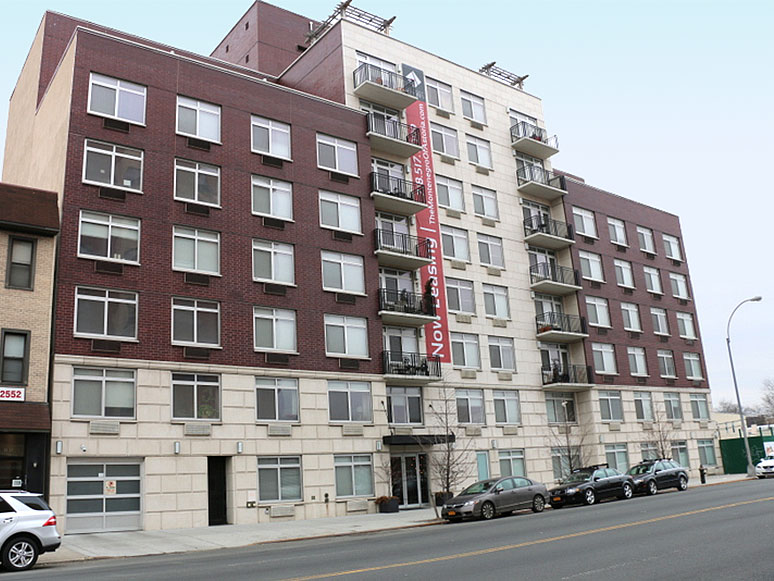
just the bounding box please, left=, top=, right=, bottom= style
left=353, top=63, right=418, bottom=110
left=378, top=288, right=437, bottom=327
left=510, top=121, right=559, bottom=159
left=535, top=312, right=588, bottom=343
left=529, top=263, right=582, bottom=295
left=370, top=173, right=427, bottom=216
left=366, top=114, right=422, bottom=158
left=374, top=229, right=432, bottom=270
left=523, top=216, right=575, bottom=250
left=516, top=166, right=567, bottom=201
left=542, top=364, right=594, bottom=390
left=383, top=351, right=442, bottom=384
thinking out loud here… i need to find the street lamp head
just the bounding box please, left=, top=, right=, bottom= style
left=750, top=296, right=763, bottom=302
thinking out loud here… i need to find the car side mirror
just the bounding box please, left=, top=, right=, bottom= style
left=654, top=469, right=660, bottom=474
left=593, top=477, right=600, bottom=481
left=494, top=487, right=502, bottom=494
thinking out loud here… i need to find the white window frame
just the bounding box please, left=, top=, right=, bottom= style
left=256, top=377, right=299, bottom=422
left=319, top=191, right=362, bottom=234
left=671, top=441, right=689, bottom=467
left=493, top=390, right=521, bottom=424
left=586, top=296, right=611, bottom=328
left=252, top=175, right=293, bottom=221
left=592, top=342, right=617, bottom=375
left=573, top=207, right=598, bottom=238
left=599, top=390, right=624, bottom=421
left=482, top=283, right=509, bottom=319
left=634, top=391, right=654, bottom=421
left=605, top=443, right=629, bottom=472
left=253, top=307, right=297, bottom=353
left=579, top=250, right=604, bottom=281
left=450, top=332, right=481, bottom=369
left=466, top=134, right=492, bottom=168
left=321, top=251, right=365, bottom=294
left=643, top=266, right=663, bottom=294
left=684, top=353, right=703, bottom=380
left=74, top=287, right=138, bottom=340
left=621, top=302, right=642, bottom=332
left=446, top=278, right=476, bottom=314
left=82, top=139, right=143, bottom=192
left=334, top=454, right=373, bottom=498
left=253, top=239, right=295, bottom=285
left=676, top=312, right=697, bottom=339
left=441, top=225, right=470, bottom=261
left=669, top=272, right=690, bottom=299
left=546, top=392, right=576, bottom=424
left=258, top=456, right=302, bottom=502
left=460, top=90, right=487, bottom=123
left=176, top=96, right=221, bottom=143
left=614, top=259, right=635, bottom=288
left=425, top=77, right=453, bottom=112
left=87, top=73, right=146, bottom=125
left=436, top=175, right=465, bottom=211
left=628, top=347, right=648, bottom=377
left=456, top=388, right=484, bottom=424
left=324, top=314, right=369, bottom=358
left=78, top=210, right=140, bottom=264
left=477, top=233, right=504, bottom=268
left=663, top=234, right=682, bottom=261
left=650, top=307, right=670, bottom=336
left=171, top=372, right=220, bottom=421
left=251, top=115, right=291, bottom=160
left=171, top=298, right=220, bottom=347
left=430, top=122, right=459, bottom=158
left=172, top=226, right=220, bottom=275
left=488, top=336, right=516, bottom=371
left=658, top=350, right=677, bottom=379
left=328, top=380, right=372, bottom=423
left=499, top=449, right=526, bottom=477
left=72, top=367, right=136, bottom=419
left=690, top=393, right=710, bottom=420
left=174, top=159, right=221, bottom=207
left=316, top=133, right=358, bottom=176
left=697, top=439, right=717, bottom=466
left=664, top=392, right=683, bottom=419
left=472, top=185, right=499, bottom=220
left=637, top=226, right=656, bottom=254
left=387, top=386, right=423, bottom=425
left=607, top=217, right=628, bottom=246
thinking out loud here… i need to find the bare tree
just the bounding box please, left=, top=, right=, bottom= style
left=760, top=379, right=774, bottom=419
left=547, top=421, right=594, bottom=482
left=644, top=406, right=677, bottom=459
left=715, top=398, right=759, bottom=416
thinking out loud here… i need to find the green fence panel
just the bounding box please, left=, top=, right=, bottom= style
left=719, top=435, right=773, bottom=473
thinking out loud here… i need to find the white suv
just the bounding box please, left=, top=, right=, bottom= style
left=0, top=491, right=61, bottom=571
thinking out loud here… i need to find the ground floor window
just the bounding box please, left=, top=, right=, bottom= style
left=498, top=449, right=525, bottom=477
left=640, top=442, right=659, bottom=461
left=697, top=439, right=717, bottom=466
left=334, top=454, right=373, bottom=497
left=605, top=444, right=629, bottom=472
left=476, top=451, right=490, bottom=481
left=551, top=446, right=581, bottom=481
left=257, top=457, right=301, bottom=502
left=66, top=461, right=141, bottom=533
left=671, top=441, right=690, bottom=467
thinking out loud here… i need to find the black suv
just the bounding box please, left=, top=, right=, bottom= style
left=626, top=459, right=689, bottom=495
left=549, top=464, right=634, bottom=507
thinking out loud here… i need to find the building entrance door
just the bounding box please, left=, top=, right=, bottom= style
left=390, top=453, right=428, bottom=508
left=207, top=456, right=227, bottom=526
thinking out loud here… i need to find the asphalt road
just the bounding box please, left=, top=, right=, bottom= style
left=11, top=480, right=774, bottom=581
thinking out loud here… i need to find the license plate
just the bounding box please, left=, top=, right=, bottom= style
left=552, top=497, right=561, bottom=502
left=447, top=510, right=456, bottom=516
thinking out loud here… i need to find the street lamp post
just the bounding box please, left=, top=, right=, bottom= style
left=726, top=296, right=763, bottom=478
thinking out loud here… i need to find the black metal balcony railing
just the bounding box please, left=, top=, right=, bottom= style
left=374, top=229, right=432, bottom=259
left=510, top=121, right=559, bottom=149
left=516, top=166, right=567, bottom=191
left=529, top=262, right=580, bottom=287
left=383, top=351, right=442, bottom=378
left=378, top=288, right=436, bottom=317
left=523, top=215, right=574, bottom=240
left=535, top=312, right=586, bottom=335
left=367, top=114, right=421, bottom=147
left=353, top=63, right=418, bottom=98
left=542, top=364, right=592, bottom=386
left=370, top=173, right=426, bottom=205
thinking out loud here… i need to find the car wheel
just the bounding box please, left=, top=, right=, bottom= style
left=583, top=488, right=596, bottom=505
left=532, top=495, right=545, bottom=513
left=620, top=482, right=633, bottom=500
left=480, top=501, right=496, bottom=520
left=677, top=475, right=688, bottom=491
left=647, top=480, right=658, bottom=496
left=2, top=536, right=39, bottom=572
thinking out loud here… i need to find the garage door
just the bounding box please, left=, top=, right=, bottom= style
left=66, top=461, right=142, bottom=533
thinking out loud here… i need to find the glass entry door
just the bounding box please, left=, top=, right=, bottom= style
left=390, top=453, right=428, bottom=507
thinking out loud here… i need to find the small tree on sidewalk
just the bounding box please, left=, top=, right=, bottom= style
left=645, top=406, right=677, bottom=459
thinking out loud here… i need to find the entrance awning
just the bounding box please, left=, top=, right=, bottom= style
left=382, top=433, right=455, bottom=446
left=0, top=402, right=50, bottom=431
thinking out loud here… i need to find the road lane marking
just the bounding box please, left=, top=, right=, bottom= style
left=282, top=496, right=774, bottom=580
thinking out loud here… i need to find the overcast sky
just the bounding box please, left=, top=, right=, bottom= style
left=2, top=0, right=772, bottom=408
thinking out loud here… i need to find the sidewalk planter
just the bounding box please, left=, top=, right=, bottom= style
left=435, top=491, right=453, bottom=507
left=375, top=496, right=400, bottom=513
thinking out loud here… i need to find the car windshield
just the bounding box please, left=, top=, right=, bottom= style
left=627, top=464, right=654, bottom=476
left=460, top=480, right=497, bottom=495
left=562, top=470, right=592, bottom=484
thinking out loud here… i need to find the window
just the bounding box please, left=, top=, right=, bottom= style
left=690, top=393, right=709, bottom=420
left=328, top=381, right=372, bottom=422
left=446, top=278, right=475, bottom=314
left=253, top=307, right=296, bottom=352
left=83, top=139, right=142, bottom=192
left=256, top=377, right=298, bottom=421
left=494, top=390, right=520, bottom=424
left=546, top=392, right=575, bottom=423
left=171, top=373, right=220, bottom=420
left=477, top=233, right=504, bottom=268
left=621, top=302, right=642, bottom=332
left=477, top=451, right=490, bottom=481
left=592, top=343, right=617, bottom=375
left=6, top=238, right=35, bottom=289
left=483, top=284, right=509, bottom=319
left=637, top=226, right=656, bottom=254
left=607, top=217, right=627, bottom=246
left=605, top=444, right=629, bottom=472
left=650, top=307, right=669, bottom=335
left=671, top=441, right=689, bottom=467
left=78, top=211, right=140, bottom=264
left=669, top=273, right=690, bottom=299
left=177, top=96, right=220, bottom=142
left=456, top=388, right=484, bottom=423
left=324, top=314, right=368, bottom=358
left=426, top=77, right=453, bottom=111
left=441, top=225, right=470, bottom=261
left=253, top=239, right=295, bottom=285
left=72, top=367, right=135, bottom=418
left=0, top=331, right=29, bottom=384
left=684, top=353, right=704, bottom=380
left=628, top=347, right=648, bottom=377
left=173, top=226, right=219, bottom=275
left=321, top=251, right=365, bottom=294
left=586, top=296, right=611, bottom=327
left=451, top=332, right=480, bottom=368
left=658, top=351, right=677, bottom=378
left=664, top=392, right=682, bottom=419
left=252, top=176, right=293, bottom=221
left=74, top=287, right=137, bottom=339
left=172, top=298, right=219, bottom=347
left=317, top=134, right=358, bottom=176
left=460, top=91, right=486, bottom=123
left=430, top=123, right=459, bottom=157
left=472, top=185, right=498, bottom=219
left=599, top=390, right=623, bottom=421
left=88, top=73, right=146, bottom=124
left=334, top=454, right=373, bottom=497
left=641, top=442, right=659, bottom=461
left=251, top=115, right=291, bottom=159
left=663, top=234, right=682, bottom=261
left=319, top=191, right=362, bottom=234
left=174, top=160, right=220, bottom=206
left=698, top=439, right=717, bottom=466
left=676, top=312, right=697, bottom=339
left=258, top=457, right=301, bottom=502
left=499, top=449, right=525, bottom=477
left=634, top=391, right=654, bottom=421
left=387, top=386, right=422, bottom=424
left=614, top=259, right=634, bottom=288
left=643, top=266, right=662, bottom=294
left=488, top=336, right=516, bottom=371
left=579, top=251, right=604, bottom=281
left=466, top=135, right=492, bottom=168
left=436, top=175, right=464, bottom=211
left=572, top=207, right=597, bottom=238
left=552, top=446, right=581, bottom=480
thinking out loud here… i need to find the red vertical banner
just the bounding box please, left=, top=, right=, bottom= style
left=405, top=100, right=450, bottom=361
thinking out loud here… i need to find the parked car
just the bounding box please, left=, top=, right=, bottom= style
left=549, top=464, right=634, bottom=507
left=442, top=476, right=549, bottom=521
left=0, top=491, right=61, bottom=572
left=627, top=459, right=689, bottom=495
left=755, top=455, right=774, bottom=478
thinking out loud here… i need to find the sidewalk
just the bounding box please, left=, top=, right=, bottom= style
left=39, top=473, right=751, bottom=566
